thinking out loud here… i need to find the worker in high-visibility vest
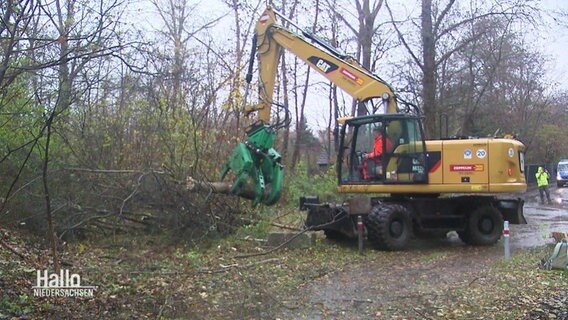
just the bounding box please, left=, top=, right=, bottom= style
left=535, top=166, right=552, bottom=205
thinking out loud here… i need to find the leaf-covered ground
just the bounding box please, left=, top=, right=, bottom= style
left=1, top=225, right=567, bottom=320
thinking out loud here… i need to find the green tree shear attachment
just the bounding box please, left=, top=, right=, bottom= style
left=220, top=124, right=283, bottom=206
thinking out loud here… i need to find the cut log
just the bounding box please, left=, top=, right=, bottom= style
left=185, top=177, right=261, bottom=201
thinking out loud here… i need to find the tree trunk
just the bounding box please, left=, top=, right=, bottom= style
left=421, top=0, right=437, bottom=139
left=43, top=113, right=59, bottom=273
left=291, top=0, right=319, bottom=168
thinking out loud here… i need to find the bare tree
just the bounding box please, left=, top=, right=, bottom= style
left=387, top=0, right=539, bottom=138
left=327, top=0, right=389, bottom=116
left=276, top=0, right=301, bottom=163
left=290, top=0, right=320, bottom=168
left=0, top=0, right=138, bottom=270
left=151, top=0, right=224, bottom=117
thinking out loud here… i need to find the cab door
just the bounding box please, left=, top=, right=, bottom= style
left=383, top=117, right=428, bottom=184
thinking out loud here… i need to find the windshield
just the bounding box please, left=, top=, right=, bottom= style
left=338, top=116, right=427, bottom=184
left=558, top=163, right=568, bottom=172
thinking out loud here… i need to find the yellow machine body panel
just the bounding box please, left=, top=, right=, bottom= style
left=338, top=138, right=526, bottom=195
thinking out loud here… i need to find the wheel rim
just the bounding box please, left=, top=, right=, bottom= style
left=390, top=220, right=403, bottom=238
left=479, top=216, right=494, bottom=234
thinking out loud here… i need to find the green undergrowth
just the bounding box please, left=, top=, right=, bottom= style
left=284, top=161, right=338, bottom=206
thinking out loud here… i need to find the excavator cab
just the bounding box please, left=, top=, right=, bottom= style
left=339, top=114, right=428, bottom=186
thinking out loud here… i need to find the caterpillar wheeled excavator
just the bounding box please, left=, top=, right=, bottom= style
left=221, top=6, right=527, bottom=250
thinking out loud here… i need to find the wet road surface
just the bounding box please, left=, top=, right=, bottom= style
left=511, top=185, right=568, bottom=249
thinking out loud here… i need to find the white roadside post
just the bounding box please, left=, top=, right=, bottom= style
left=357, top=215, right=364, bottom=255
left=503, top=220, right=510, bottom=261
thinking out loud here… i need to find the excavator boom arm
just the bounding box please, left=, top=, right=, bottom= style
left=221, top=6, right=398, bottom=206
left=249, top=7, right=398, bottom=123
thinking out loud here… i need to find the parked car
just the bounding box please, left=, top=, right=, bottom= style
left=557, top=159, right=568, bottom=187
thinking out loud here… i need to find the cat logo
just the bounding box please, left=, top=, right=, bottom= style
left=316, top=59, right=331, bottom=73
left=307, top=56, right=338, bottom=74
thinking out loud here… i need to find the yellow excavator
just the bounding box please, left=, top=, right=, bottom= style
left=221, top=7, right=527, bottom=250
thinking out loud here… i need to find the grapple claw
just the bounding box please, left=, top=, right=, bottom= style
left=220, top=125, right=284, bottom=206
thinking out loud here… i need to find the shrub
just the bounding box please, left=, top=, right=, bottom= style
left=284, top=160, right=336, bottom=207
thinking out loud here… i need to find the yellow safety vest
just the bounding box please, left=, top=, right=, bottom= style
left=536, top=170, right=549, bottom=187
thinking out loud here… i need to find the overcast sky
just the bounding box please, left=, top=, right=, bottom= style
left=541, top=0, right=568, bottom=91
left=131, top=0, right=568, bottom=90
left=130, top=0, right=568, bottom=131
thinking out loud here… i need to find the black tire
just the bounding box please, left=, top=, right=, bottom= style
left=324, top=229, right=348, bottom=241
left=464, top=206, right=503, bottom=246
left=366, top=204, right=412, bottom=251
left=457, top=231, right=470, bottom=244
left=558, top=182, right=563, bottom=188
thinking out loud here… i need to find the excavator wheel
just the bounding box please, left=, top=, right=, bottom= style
left=457, top=231, right=470, bottom=244
left=366, top=204, right=412, bottom=251
left=462, top=206, right=503, bottom=246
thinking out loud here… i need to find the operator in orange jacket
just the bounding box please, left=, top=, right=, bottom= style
left=362, top=128, right=392, bottom=179
left=365, top=128, right=392, bottom=161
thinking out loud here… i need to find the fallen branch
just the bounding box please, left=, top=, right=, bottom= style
left=243, top=236, right=268, bottom=243
left=234, top=228, right=313, bottom=259
left=185, top=176, right=264, bottom=201
left=64, top=167, right=164, bottom=174
left=270, top=222, right=302, bottom=231
left=156, top=294, right=170, bottom=320
left=0, top=238, right=27, bottom=261
left=234, top=212, right=349, bottom=259
left=468, top=276, right=482, bottom=286
left=197, top=257, right=282, bottom=274
left=412, top=307, right=434, bottom=320
left=0, top=237, right=40, bottom=269
left=119, top=172, right=151, bottom=216
left=339, top=298, right=373, bottom=303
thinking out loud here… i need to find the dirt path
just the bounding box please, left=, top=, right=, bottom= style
left=276, top=246, right=503, bottom=319
left=271, top=187, right=568, bottom=319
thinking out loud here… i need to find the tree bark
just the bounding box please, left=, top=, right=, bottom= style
left=185, top=177, right=260, bottom=201
left=421, top=0, right=437, bottom=138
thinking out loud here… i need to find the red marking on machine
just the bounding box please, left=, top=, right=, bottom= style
left=429, top=160, right=441, bottom=173
left=259, top=13, right=270, bottom=24
left=340, top=68, right=363, bottom=85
